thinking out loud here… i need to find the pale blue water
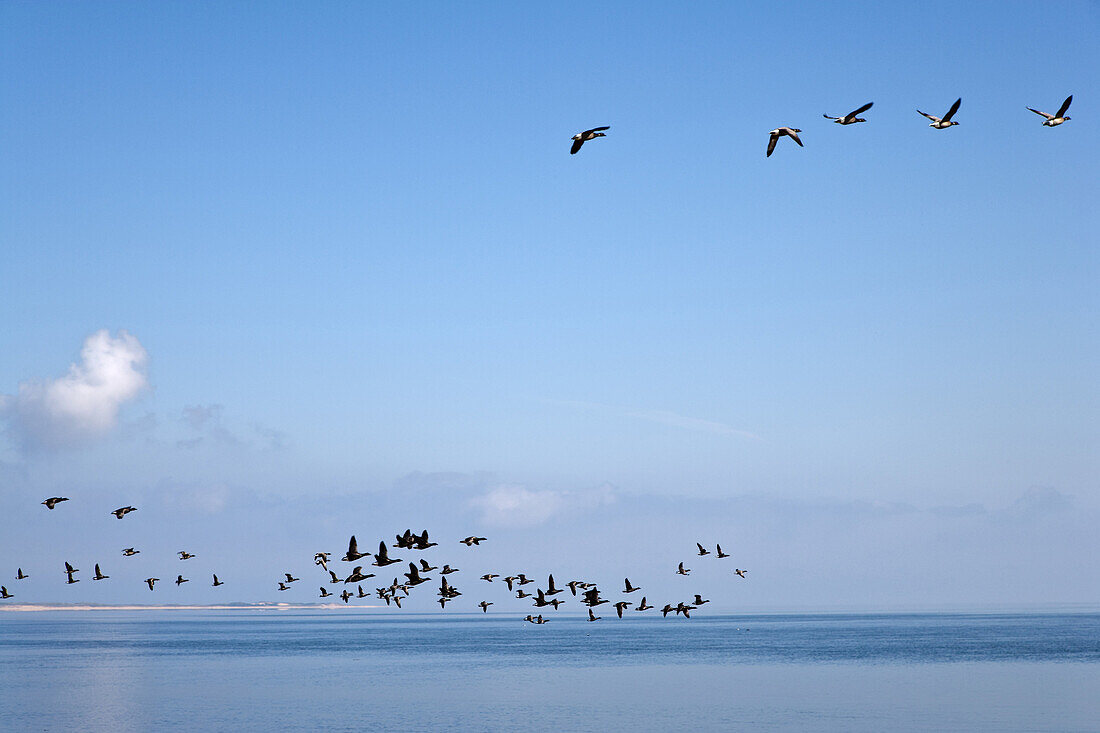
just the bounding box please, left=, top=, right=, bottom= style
left=2, top=612, right=1098, bottom=732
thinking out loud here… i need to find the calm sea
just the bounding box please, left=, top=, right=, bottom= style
left=1, top=611, right=1098, bottom=732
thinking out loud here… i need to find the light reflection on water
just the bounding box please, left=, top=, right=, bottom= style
left=2, top=612, right=1099, bottom=732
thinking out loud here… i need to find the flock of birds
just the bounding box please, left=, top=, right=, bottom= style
left=1, top=497, right=748, bottom=621
left=570, top=94, right=1075, bottom=158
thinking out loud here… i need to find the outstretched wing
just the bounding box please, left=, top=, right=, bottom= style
left=1055, top=95, right=1073, bottom=119
left=570, top=138, right=583, bottom=155
left=917, top=109, right=938, bottom=122
left=788, top=130, right=803, bottom=147
left=1026, top=106, right=1053, bottom=119
left=942, top=97, right=961, bottom=122
left=823, top=113, right=839, bottom=120
left=766, top=133, right=778, bottom=157
left=584, top=126, right=610, bottom=135
left=848, top=101, right=873, bottom=117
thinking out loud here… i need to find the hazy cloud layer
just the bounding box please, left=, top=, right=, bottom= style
left=470, top=482, right=617, bottom=527
left=1, top=330, right=148, bottom=451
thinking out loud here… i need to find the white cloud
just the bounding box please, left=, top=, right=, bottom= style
left=470, top=482, right=616, bottom=527
left=1, top=330, right=149, bottom=451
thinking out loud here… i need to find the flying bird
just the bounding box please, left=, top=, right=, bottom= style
left=372, top=541, right=400, bottom=567
left=176, top=575, right=189, bottom=586
left=716, top=544, right=730, bottom=559
left=342, top=536, right=369, bottom=562
left=178, top=551, right=195, bottom=560
left=480, top=574, right=499, bottom=582
left=93, top=564, right=109, bottom=581
left=340, top=589, right=352, bottom=604
left=823, top=101, right=873, bottom=125
left=145, top=577, right=159, bottom=590
left=735, top=568, right=748, bottom=578
left=1027, top=95, right=1072, bottom=126
left=570, top=126, right=610, bottom=154
left=110, top=506, right=137, bottom=519
left=636, top=597, right=654, bottom=611
left=918, top=98, right=962, bottom=128
left=614, top=601, right=631, bottom=618
left=693, top=594, right=710, bottom=606
left=624, top=578, right=640, bottom=593
left=122, top=548, right=140, bottom=557
left=696, top=543, right=710, bottom=557
left=767, top=127, right=803, bottom=157
left=587, top=608, right=601, bottom=622
left=16, top=569, right=28, bottom=580
left=314, top=552, right=331, bottom=570
left=284, top=573, right=299, bottom=583
left=42, top=497, right=69, bottom=510
left=478, top=601, right=493, bottom=613
left=212, top=574, right=224, bottom=587
left=319, top=586, right=332, bottom=598
left=0, top=586, right=12, bottom=599
left=676, top=562, right=690, bottom=576
left=460, top=536, right=486, bottom=546
left=277, top=582, right=289, bottom=591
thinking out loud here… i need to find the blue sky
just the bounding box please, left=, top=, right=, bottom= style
left=1, top=1, right=1098, bottom=609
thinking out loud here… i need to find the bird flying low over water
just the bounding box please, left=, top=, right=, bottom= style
left=176, top=575, right=188, bottom=586
left=146, top=577, right=159, bottom=590
left=42, top=497, right=69, bottom=510
left=676, top=562, right=690, bottom=575
left=111, top=506, right=137, bottom=519
left=480, top=574, right=498, bottom=582
left=716, top=544, right=730, bottom=559
left=1027, top=95, right=1072, bottom=126
left=122, top=548, right=140, bottom=557
left=918, top=98, right=961, bottom=128
left=587, top=608, right=601, bottom=622
left=694, top=594, right=710, bottom=606
left=64, top=562, right=79, bottom=584
left=570, top=126, right=609, bottom=154
left=93, top=564, right=108, bottom=581
left=340, top=590, right=352, bottom=604
left=16, top=569, right=28, bottom=580
left=735, top=568, right=748, bottom=578
left=636, top=597, right=654, bottom=611
left=213, top=574, right=224, bottom=587
left=767, top=127, right=803, bottom=157
left=624, top=578, right=640, bottom=593
left=319, top=586, right=332, bottom=598
left=614, top=601, right=631, bottom=618
left=545, top=574, right=563, bottom=596
left=328, top=570, right=340, bottom=584
left=460, top=536, right=486, bottom=546
left=314, top=552, right=330, bottom=570
left=697, top=543, right=710, bottom=556
left=277, top=582, right=289, bottom=591
left=178, top=551, right=196, bottom=560
left=441, top=565, right=459, bottom=575
left=0, top=586, right=12, bottom=599
left=344, top=566, right=373, bottom=584
left=478, top=601, right=493, bottom=613
left=823, top=101, right=873, bottom=125
left=284, top=573, right=299, bottom=583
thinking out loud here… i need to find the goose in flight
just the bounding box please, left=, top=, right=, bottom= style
left=567, top=580, right=584, bottom=596
left=441, top=565, right=459, bottom=575
left=344, top=566, right=373, bottom=584
left=918, top=98, right=961, bottom=128
left=635, top=597, right=654, bottom=611
left=504, top=576, right=519, bottom=590
left=146, top=577, right=159, bottom=590
left=284, top=573, right=299, bottom=583
left=342, top=536, right=369, bottom=562
left=319, top=586, right=332, bottom=598
left=42, top=497, right=69, bottom=510
left=277, top=582, right=289, bottom=591
left=582, top=588, right=608, bottom=607
left=64, top=562, right=79, bottom=584
left=0, top=586, right=11, bottom=599
left=623, top=578, right=640, bottom=593
left=515, top=573, right=534, bottom=585
left=767, top=127, right=803, bottom=157
left=516, top=589, right=532, bottom=599
left=176, top=575, right=189, bottom=586
left=613, top=601, right=631, bottom=618
left=178, top=551, right=196, bottom=560
left=824, top=101, right=873, bottom=125
left=438, top=596, right=453, bottom=609
left=676, top=562, right=690, bottom=576
left=403, top=562, right=429, bottom=586
left=460, top=536, right=486, bottom=546
left=478, top=600, right=493, bottom=613
left=570, top=126, right=610, bottom=155
left=587, top=608, right=601, bottom=622
left=314, top=552, right=331, bottom=570
left=357, top=585, right=369, bottom=598
left=122, top=548, right=140, bottom=557
left=212, top=574, right=224, bottom=587
left=716, top=544, right=730, bottom=559
left=480, top=573, right=499, bottom=582
left=693, top=594, right=710, bottom=606
left=545, top=574, right=564, bottom=596
left=675, top=602, right=696, bottom=618
left=16, top=568, right=28, bottom=580
left=735, top=568, right=748, bottom=578
left=696, top=543, right=710, bottom=556
left=93, top=564, right=109, bottom=581
left=340, top=589, right=352, bottom=604
left=111, top=506, right=137, bottom=519
left=661, top=604, right=674, bottom=617
left=1027, top=95, right=1072, bottom=126
left=419, top=559, right=437, bottom=573
left=328, top=570, right=340, bottom=584
left=372, top=541, right=400, bottom=567
left=413, top=530, right=438, bottom=549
